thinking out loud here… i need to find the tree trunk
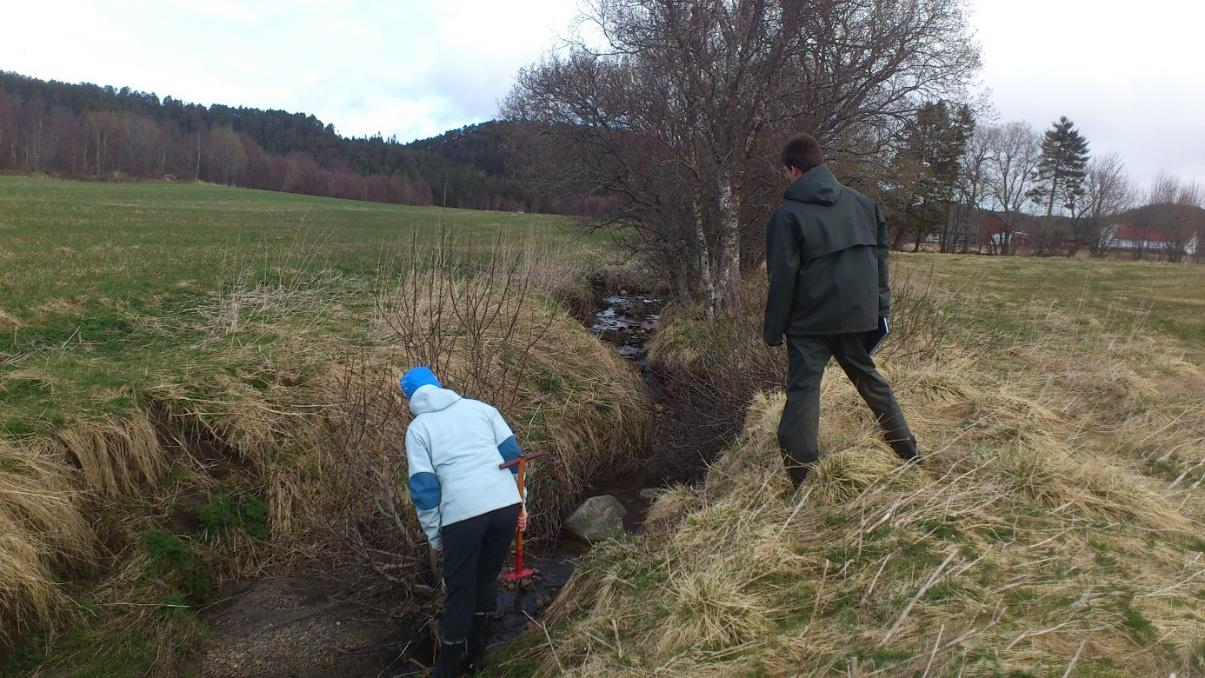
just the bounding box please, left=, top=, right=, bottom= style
left=716, top=165, right=741, bottom=311
left=674, top=261, right=693, bottom=307
left=691, top=180, right=716, bottom=313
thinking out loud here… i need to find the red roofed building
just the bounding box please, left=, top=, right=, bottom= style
left=1108, top=225, right=1199, bottom=257
left=973, top=212, right=1030, bottom=253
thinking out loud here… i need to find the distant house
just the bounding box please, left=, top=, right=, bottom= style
left=974, top=213, right=1030, bottom=251
left=1107, top=225, right=1199, bottom=257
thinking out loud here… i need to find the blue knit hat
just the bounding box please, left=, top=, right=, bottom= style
left=400, top=366, right=441, bottom=399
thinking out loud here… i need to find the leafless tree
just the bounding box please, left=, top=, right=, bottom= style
left=983, top=122, right=1041, bottom=255
left=1079, top=153, right=1135, bottom=258
left=505, top=0, right=978, bottom=310
left=205, top=126, right=247, bottom=186
left=950, top=124, right=992, bottom=252
left=1144, top=173, right=1203, bottom=263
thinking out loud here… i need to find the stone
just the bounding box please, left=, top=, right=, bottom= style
left=638, top=488, right=661, bottom=501
left=565, top=495, right=627, bottom=542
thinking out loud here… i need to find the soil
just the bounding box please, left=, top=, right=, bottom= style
left=196, top=576, right=416, bottom=677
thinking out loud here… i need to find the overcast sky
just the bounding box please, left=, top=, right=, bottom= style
left=3, top=0, right=1202, bottom=191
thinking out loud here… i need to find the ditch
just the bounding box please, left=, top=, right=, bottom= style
left=488, top=292, right=668, bottom=647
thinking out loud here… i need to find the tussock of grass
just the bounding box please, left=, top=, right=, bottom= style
left=498, top=268, right=1205, bottom=677
left=989, top=442, right=1188, bottom=529
left=659, top=563, right=773, bottom=654
left=0, top=439, right=94, bottom=645
left=56, top=414, right=167, bottom=500
left=643, top=485, right=701, bottom=536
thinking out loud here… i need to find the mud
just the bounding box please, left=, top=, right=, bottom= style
left=197, top=576, right=415, bottom=677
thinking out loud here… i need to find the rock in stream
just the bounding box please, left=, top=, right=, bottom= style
left=565, top=495, right=628, bottom=542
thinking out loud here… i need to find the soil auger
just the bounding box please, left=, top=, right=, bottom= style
left=499, top=451, right=544, bottom=611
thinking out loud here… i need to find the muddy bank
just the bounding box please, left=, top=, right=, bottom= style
left=197, top=576, right=413, bottom=677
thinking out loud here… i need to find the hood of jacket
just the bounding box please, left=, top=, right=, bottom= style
left=409, top=385, right=462, bottom=416
left=784, top=165, right=842, bottom=206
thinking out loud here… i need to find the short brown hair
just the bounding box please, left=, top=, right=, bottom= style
left=781, top=134, right=823, bottom=173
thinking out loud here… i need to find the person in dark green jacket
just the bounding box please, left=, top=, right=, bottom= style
left=764, top=133, right=920, bottom=488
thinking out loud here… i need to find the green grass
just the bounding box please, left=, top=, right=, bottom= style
left=195, top=491, right=268, bottom=540
left=0, top=175, right=600, bottom=431
left=0, top=593, right=208, bottom=678
left=895, top=252, right=1205, bottom=360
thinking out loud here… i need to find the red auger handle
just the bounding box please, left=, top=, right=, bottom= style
left=498, top=451, right=545, bottom=470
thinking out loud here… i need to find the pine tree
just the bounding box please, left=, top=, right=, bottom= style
left=890, top=101, right=972, bottom=251
left=1027, top=116, right=1090, bottom=254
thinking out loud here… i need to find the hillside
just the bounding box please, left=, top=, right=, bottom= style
left=0, top=71, right=540, bottom=212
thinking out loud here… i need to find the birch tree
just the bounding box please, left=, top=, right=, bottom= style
left=1080, top=153, right=1135, bottom=258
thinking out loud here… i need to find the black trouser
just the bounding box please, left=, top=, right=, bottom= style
left=778, top=332, right=918, bottom=480
left=439, top=503, right=520, bottom=643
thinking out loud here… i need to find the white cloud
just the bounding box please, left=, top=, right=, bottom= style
left=1, top=0, right=577, bottom=139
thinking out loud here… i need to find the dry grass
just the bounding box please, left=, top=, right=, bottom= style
left=496, top=274, right=1205, bottom=677
left=0, top=439, right=95, bottom=646
left=55, top=414, right=167, bottom=501
left=0, top=307, right=19, bottom=332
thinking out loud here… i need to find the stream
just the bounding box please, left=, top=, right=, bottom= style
left=488, top=292, right=666, bottom=646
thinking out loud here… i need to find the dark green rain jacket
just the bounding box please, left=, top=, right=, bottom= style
left=763, top=165, right=890, bottom=344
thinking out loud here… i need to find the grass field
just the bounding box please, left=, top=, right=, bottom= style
left=914, top=253, right=1205, bottom=360
left=0, top=175, right=602, bottom=434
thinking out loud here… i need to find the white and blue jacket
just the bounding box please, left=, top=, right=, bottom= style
left=404, top=385, right=523, bottom=548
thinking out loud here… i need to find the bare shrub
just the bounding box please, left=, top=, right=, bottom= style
left=378, top=232, right=557, bottom=414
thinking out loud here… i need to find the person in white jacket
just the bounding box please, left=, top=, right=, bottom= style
left=401, top=366, right=527, bottom=677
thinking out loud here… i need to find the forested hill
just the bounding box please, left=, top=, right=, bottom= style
left=0, top=71, right=552, bottom=212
